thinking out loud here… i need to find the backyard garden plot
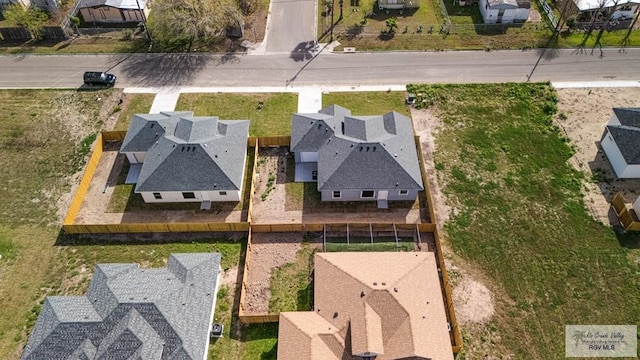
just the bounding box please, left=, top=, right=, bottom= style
left=242, top=232, right=322, bottom=315
left=322, top=223, right=422, bottom=251
left=250, top=147, right=428, bottom=224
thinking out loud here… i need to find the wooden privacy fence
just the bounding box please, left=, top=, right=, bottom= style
left=246, top=143, right=259, bottom=223
left=248, top=135, right=290, bottom=147
left=415, top=135, right=438, bottom=225
left=433, top=226, right=463, bottom=353
left=63, top=133, right=105, bottom=227
left=102, top=130, right=127, bottom=141
left=63, top=222, right=249, bottom=234
left=611, top=193, right=640, bottom=231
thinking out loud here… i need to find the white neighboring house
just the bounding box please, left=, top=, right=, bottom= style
left=77, top=0, right=149, bottom=23
left=479, top=0, right=530, bottom=24
left=120, top=111, right=250, bottom=205
left=600, top=108, right=640, bottom=179
left=0, top=0, right=57, bottom=12
left=573, top=0, right=640, bottom=20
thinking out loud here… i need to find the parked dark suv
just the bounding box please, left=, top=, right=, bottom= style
left=83, top=71, right=117, bottom=87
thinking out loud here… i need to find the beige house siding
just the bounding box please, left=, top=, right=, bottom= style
left=80, top=6, right=145, bottom=23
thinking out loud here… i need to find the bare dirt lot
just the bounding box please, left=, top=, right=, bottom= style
left=242, top=232, right=322, bottom=314
left=555, top=87, right=640, bottom=225
left=250, top=147, right=428, bottom=224
left=74, top=141, right=246, bottom=225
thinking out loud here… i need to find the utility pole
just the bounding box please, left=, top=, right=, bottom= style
left=330, top=0, right=335, bottom=41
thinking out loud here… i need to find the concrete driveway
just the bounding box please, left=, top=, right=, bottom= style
left=262, top=0, right=317, bottom=56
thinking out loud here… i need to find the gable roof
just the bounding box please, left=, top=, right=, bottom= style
left=613, top=108, right=640, bottom=128
left=23, top=253, right=221, bottom=360
left=291, top=105, right=424, bottom=191
left=572, top=0, right=640, bottom=11
left=78, top=0, right=149, bottom=9
left=120, top=111, right=193, bottom=153
left=278, top=252, right=453, bottom=360
left=607, top=108, right=640, bottom=165
left=120, top=112, right=250, bottom=192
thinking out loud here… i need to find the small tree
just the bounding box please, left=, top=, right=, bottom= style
left=3, top=4, right=49, bottom=40
left=385, top=17, right=398, bottom=34
left=70, top=16, right=80, bottom=35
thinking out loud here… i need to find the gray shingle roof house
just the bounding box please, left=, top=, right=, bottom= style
left=601, top=108, right=640, bottom=178
left=22, top=253, right=221, bottom=360
left=120, top=111, right=250, bottom=204
left=291, top=105, right=424, bottom=208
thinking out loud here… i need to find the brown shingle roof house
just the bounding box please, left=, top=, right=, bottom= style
left=277, top=252, right=454, bottom=360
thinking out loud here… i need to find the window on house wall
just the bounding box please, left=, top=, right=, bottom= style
left=399, top=190, right=409, bottom=195
left=182, top=192, right=196, bottom=199
left=219, top=191, right=227, bottom=196
left=361, top=190, right=375, bottom=198
left=333, top=191, right=341, bottom=199
left=153, top=192, right=162, bottom=199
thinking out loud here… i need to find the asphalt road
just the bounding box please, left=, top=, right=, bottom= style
left=1, top=48, right=639, bottom=88
left=264, top=0, right=317, bottom=54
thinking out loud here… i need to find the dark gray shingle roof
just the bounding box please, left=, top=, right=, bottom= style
left=120, top=112, right=250, bottom=192
left=22, top=253, right=221, bottom=360
left=120, top=112, right=193, bottom=153
left=613, top=108, right=640, bottom=128
left=607, top=125, right=640, bottom=165
left=292, top=105, right=424, bottom=191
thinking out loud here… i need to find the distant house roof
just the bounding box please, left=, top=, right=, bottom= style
left=278, top=252, right=454, bottom=360
left=22, top=253, right=221, bottom=360
left=78, top=0, right=148, bottom=9
left=607, top=108, right=640, bottom=165
left=572, top=0, right=640, bottom=11
left=487, top=0, right=530, bottom=8
left=120, top=111, right=250, bottom=192
left=291, top=105, right=424, bottom=191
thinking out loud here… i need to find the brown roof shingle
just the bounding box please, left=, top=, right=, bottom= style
left=278, top=252, right=453, bottom=360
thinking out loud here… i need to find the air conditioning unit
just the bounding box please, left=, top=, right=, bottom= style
left=210, top=323, right=224, bottom=338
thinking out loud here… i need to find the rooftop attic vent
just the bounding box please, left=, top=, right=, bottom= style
left=373, top=146, right=376, bottom=152
left=360, top=291, right=366, bottom=297
left=151, top=123, right=154, bottom=128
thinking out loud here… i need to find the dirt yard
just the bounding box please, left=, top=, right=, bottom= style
left=74, top=141, right=246, bottom=225
left=242, top=232, right=322, bottom=314
left=555, top=87, right=640, bottom=225
left=250, top=147, right=426, bottom=224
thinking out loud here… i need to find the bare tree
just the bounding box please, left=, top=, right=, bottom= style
left=148, top=0, right=243, bottom=50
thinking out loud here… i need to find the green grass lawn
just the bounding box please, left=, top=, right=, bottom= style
left=323, top=91, right=411, bottom=116
left=269, top=242, right=317, bottom=312
left=176, top=93, right=298, bottom=136
left=407, top=82, right=640, bottom=359
left=0, top=89, right=113, bottom=358
left=113, top=93, right=156, bottom=131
